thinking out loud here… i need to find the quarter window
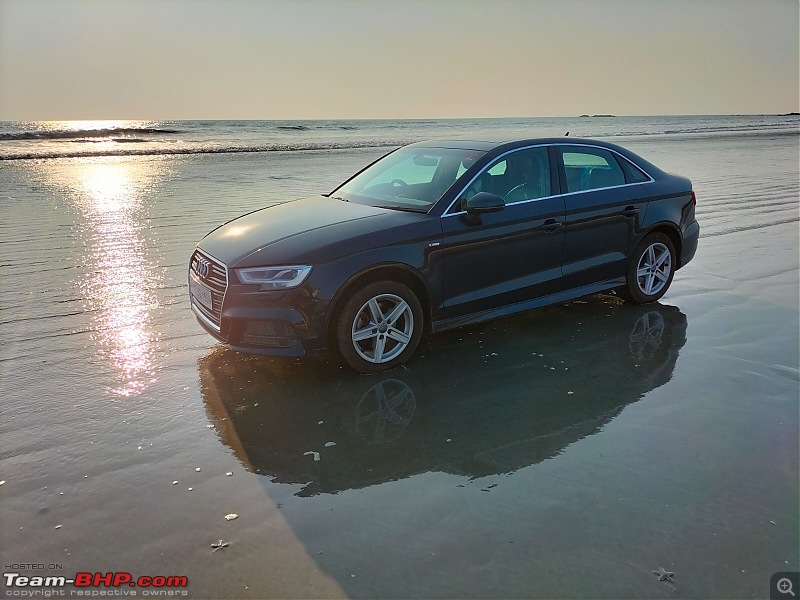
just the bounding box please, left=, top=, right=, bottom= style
left=561, top=147, right=626, bottom=193
left=617, top=157, right=651, bottom=183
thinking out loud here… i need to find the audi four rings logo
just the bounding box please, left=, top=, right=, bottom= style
left=195, top=258, right=210, bottom=279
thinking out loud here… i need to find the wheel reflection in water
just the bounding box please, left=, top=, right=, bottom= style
left=354, top=379, right=416, bottom=445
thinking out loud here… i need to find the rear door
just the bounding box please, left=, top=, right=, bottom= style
left=557, top=145, right=650, bottom=289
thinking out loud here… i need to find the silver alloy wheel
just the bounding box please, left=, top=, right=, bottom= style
left=351, top=293, right=415, bottom=364
left=636, top=242, right=672, bottom=296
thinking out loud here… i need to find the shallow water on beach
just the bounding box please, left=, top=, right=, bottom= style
left=1, top=123, right=798, bottom=599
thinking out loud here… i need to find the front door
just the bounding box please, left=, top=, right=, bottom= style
left=439, top=146, right=567, bottom=319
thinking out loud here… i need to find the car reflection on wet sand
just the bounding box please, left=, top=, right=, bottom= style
left=200, top=296, right=686, bottom=496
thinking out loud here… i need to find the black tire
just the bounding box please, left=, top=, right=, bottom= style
left=619, top=233, right=676, bottom=304
left=335, top=280, right=424, bottom=374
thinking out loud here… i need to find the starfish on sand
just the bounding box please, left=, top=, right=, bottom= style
left=653, top=567, right=674, bottom=582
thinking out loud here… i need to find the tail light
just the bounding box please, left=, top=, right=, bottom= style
left=691, top=190, right=697, bottom=206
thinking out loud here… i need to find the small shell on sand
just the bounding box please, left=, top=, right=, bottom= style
left=224, top=513, right=239, bottom=521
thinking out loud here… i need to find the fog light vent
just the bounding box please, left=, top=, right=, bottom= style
left=240, top=320, right=301, bottom=348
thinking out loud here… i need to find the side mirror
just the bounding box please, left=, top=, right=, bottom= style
left=465, top=192, right=505, bottom=215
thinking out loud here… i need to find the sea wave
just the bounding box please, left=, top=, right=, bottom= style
left=0, top=140, right=412, bottom=161
left=662, top=122, right=797, bottom=135
left=68, top=137, right=151, bottom=144
left=0, top=127, right=182, bottom=141
left=584, top=122, right=799, bottom=139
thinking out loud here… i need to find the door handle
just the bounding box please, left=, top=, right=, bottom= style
left=621, top=206, right=639, bottom=217
left=540, top=219, right=563, bottom=232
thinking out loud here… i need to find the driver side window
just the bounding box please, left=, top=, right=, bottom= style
left=457, top=147, right=551, bottom=210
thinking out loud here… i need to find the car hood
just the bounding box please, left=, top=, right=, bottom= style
left=197, top=195, right=424, bottom=267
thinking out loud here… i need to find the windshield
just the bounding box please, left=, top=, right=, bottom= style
left=332, top=147, right=486, bottom=212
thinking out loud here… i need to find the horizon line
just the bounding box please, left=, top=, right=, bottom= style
left=1, top=111, right=799, bottom=123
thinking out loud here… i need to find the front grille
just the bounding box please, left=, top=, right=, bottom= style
left=190, top=249, right=228, bottom=328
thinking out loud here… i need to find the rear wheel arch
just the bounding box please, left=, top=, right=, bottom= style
left=641, top=223, right=683, bottom=268
left=619, top=232, right=676, bottom=304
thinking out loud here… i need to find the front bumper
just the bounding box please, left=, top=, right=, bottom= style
left=189, top=246, right=333, bottom=358
left=192, top=299, right=328, bottom=357
left=190, top=268, right=331, bottom=358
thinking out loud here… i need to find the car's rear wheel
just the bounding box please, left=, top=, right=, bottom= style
left=335, top=280, right=423, bottom=373
left=619, top=233, right=676, bottom=304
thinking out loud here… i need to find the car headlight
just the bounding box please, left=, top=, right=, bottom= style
left=235, top=265, right=312, bottom=289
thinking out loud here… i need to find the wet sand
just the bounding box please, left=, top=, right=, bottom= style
left=1, top=132, right=798, bottom=599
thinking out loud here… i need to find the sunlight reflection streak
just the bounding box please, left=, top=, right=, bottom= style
left=70, top=159, right=163, bottom=396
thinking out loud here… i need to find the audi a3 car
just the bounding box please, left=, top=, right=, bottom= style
left=188, top=137, right=699, bottom=372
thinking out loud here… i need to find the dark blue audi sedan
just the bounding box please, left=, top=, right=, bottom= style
left=189, top=138, right=699, bottom=372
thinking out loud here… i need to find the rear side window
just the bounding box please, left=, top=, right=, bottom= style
left=561, top=147, right=626, bottom=193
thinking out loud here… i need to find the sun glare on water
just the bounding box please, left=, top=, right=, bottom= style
left=32, top=157, right=170, bottom=397
left=76, top=160, right=162, bottom=396
left=41, top=120, right=151, bottom=132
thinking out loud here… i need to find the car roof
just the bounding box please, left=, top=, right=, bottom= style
left=408, top=137, right=624, bottom=152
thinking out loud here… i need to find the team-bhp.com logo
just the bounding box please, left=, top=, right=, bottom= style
left=4, top=571, right=188, bottom=596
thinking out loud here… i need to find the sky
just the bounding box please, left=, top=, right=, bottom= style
left=0, top=0, right=797, bottom=120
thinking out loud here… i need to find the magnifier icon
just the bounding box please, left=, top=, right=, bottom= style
left=778, top=578, right=796, bottom=597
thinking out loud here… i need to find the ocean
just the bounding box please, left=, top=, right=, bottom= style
left=1, top=115, right=798, bottom=598
left=1, top=114, right=798, bottom=161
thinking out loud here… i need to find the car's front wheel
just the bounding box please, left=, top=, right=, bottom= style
left=619, top=233, right=676, bottom=304
left=335, top=280, right=423, bottom=373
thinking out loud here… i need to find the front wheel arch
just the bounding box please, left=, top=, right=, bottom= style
left=326, top=264, right=431, bottom=352
left=334, top=279, right=424, bottom=373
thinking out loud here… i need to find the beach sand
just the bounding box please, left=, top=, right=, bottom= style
left=1, top=129, right=797, bottom=598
